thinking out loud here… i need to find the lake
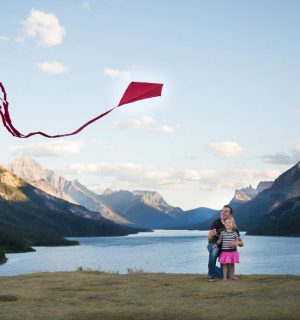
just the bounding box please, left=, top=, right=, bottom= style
left=1, top=230, right=299, bottom=276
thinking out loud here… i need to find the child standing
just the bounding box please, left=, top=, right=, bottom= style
left=215, top=217, right=240, bottom=281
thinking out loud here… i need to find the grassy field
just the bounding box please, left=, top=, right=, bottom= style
left=0, top=271, right=299, bottom=320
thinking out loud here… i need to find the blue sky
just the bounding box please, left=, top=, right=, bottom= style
left=0, top=0, right=299, bottom=209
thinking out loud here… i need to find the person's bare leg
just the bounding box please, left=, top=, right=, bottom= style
left=230, top=264, right=235, bottom=280
left=223, top=264, right=228, bottom=281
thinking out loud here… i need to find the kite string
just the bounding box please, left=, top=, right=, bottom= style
left=0, top=81, right=117, bottom=138
left=22, top=106, right=118, bottom=138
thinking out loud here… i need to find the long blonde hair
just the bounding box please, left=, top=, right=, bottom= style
left=224, top=216, right=237, bottom=231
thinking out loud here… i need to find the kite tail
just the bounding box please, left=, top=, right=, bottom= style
left=0, top=110, right=18, bottom=137
left=0, top=82, right=23, bottom=137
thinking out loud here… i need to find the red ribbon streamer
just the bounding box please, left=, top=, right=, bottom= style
left=0, top=82, right=163, bottom=138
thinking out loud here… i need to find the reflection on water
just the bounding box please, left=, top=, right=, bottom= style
left=1, top=229, right=299, bottom=276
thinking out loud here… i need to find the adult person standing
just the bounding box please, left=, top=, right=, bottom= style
left=207, top=205, right=243, bottom=282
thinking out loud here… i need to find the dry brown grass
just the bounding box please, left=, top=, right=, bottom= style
left=0, top=271, right=299, bottom=320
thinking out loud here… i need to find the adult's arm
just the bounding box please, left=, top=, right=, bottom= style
left=207, top=220, right=218, bottom=241
left=207, top=229, right=217, bottom=241
left=229, top=230, right=244, bottom=248
left=236, top=229, right=244, bottom=247
left=237, top=237, right=244, bottom=247
left=215, top=231, right=223, bottom=246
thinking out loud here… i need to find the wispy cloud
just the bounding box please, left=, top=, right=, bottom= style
left=104, top=68, right=130, bottom=79
left=37, top=61, right=69, bottom=74
left=261, top=144, right=300, bottom=165
left=208, top=141, right=242, bottom=158
left=60, top=161, right=281, bottom=191
left=20, top=9, right=66, bottom=46
left=0, top=36, right=10, bottom=41
left=89, top=138, right=113, bottom=149
left=8, top=140, right=85, bottom=157
left=184, top=156, right=198, bottom=160
left=82, top=1, right=91, bottom=11
left=111, top=116, right=175, bottom=134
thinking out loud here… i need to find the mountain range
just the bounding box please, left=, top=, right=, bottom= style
left=6, top=157, right=129, bottom=224
left=2, top=156, right=300, bottom=238
left=6, top=157, right=218, bottom=229
left=0, top=164, right=143, bottom=252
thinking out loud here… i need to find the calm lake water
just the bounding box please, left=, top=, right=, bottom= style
left=1, top=230, right=300, bottom=276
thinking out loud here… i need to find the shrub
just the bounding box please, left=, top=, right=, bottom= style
left=0, top=247, right=7, bottom=264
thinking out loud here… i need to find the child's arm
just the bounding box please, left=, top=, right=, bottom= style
left=214, top=232, right=223, bottom=247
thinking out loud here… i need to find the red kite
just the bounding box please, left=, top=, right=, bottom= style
left=0, top=81, right=163, bottom=138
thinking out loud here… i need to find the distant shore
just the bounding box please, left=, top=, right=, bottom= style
left=0, top=248, right=7, bottom=265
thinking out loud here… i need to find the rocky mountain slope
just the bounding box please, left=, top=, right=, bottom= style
left=98, top=189, right=188, bottom=228
left=7, top=157, right=216, bottom=229
left=230, top=181, right=273, bottom=206
left=234, top=161, right=300, bottom=232
left=7, top=157, right=131, bottom=225
left=246, top=195, right=300, bottom=236
left=0, top=165, right=139, bottom=237
left=4, top=157, right=299, bottom=235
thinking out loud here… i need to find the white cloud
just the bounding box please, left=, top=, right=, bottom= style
left=0, top=36, right=10, bottom=41
left=261, top=143, right=300, bottom=165
left=88, top=138, right=113, bottom=149
left=294, top=144, right=300, bottom=153
left=37, top=61, right=69, bottom=74
left=208, top=141, right=242, bottom=158
left=82, top=1, right=91, bottom=10
left=21, top=9, right=66, bottom=46
left=60, top=162, right=183, bottom=189
left=160, top=125, right=175, bottom=134
left=111, top=116, right=176, bottom=134
left=104, top=68, right=130, bottom=79
left=60, top=161, right=281, bottom=192
left=8, top=140, right=85, bottom=157
left=15, top=36, right=25, bottom=44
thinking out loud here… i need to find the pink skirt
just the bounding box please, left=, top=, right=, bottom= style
left=219, top=251, right=239, bottom=264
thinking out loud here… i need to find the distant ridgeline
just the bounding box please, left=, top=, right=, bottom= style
left=4, top=157, right=220, bottom=230
left=1, top=157, right=300, bottom=258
